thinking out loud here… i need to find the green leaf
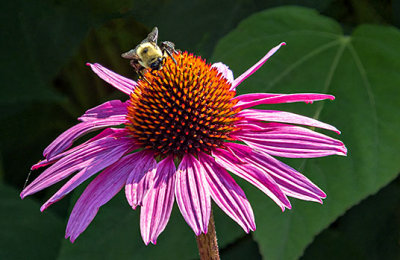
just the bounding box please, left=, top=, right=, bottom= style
left=0, top=184, right=64, bottom=260
left=212, top=6, right=400, bottom=260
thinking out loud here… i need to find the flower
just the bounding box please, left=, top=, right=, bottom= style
left=21, top=43, right=347, bottom=245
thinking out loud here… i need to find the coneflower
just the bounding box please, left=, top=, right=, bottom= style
left=21, top=43, right=346, bottom=252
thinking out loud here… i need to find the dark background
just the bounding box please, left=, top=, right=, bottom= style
left=1, top=0, right=399, bottom=259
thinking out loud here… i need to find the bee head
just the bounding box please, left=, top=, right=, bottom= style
left=150, top=57, right=164, bottom=70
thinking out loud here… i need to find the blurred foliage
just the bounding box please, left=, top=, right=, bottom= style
left=1, top=0, right=400, bottom=259
left=0, top=183, right=64, bottom=259
left=302, top=176, right=400, bottom=260
left=57, top=184, right=245, bottom=259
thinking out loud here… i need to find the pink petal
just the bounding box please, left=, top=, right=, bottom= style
left=237, top=109, right=341, bottom=134
left=78, top=100, right=128, bottom=122
left=124, top=150, right=157, bottom=209
left=21, top=129, right=134, bottom=199
left=43, top=116, right=128, bottom=159
left=232, top=42, right=286, bottom=90
left=198, top=153, right=255, bottom=232
left=225, top=143, right=326, bottom=202
left=211, top=62, right=234, bottom=84
left=248, top=148, right=326, bottom=202
left=233, top=122, right=347, bottom=158
left=87, top=63, right=137, bottom=95
left=232, top=93, right=281, bottom=102
left=140, top=155, right=176, bottom=245
left=31, top=128, right=120, bottom=170
left=65, top=151, right=140, bottom=242
left=212, top=145, right=291, bottom=211
left=175, top=154, right=211, bottom=235
left=234, top=93, right=335, bottom=109
left=40, top=144, right=144, bottom=211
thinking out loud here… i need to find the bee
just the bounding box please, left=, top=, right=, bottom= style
left=121, top=27, right=177, bottom=80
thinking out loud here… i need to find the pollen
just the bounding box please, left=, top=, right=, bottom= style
left=126, top=52, right=241, bottom=157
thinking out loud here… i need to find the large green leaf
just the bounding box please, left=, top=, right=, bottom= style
left=0, top=184, right=64, bottom=260
left=212, top=6, right=400, bottom=260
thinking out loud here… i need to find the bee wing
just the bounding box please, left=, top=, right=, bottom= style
left=161, top=41, right=175, bottom=49
left=121, top=49, right=140, bottom=59
left=144, top=27, right=159, bottom=44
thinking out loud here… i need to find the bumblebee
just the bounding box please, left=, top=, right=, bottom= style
left=121, top=27, right=177, bottom=79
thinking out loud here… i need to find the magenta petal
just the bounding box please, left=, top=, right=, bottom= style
left=78, top=100, right=128, bottom=122
left=21, top=130, right=133, bottom=199
left=249, top=149, right=326, bottom=202
left=124, top=151, right=157, bottom=209
left=224, top=143, right=326, bottom=202
left=232, top=42, right=285, bottom=90
left=87, top=63, right=137, bottom=95
left=43, top=116, right=127, bottom=159
left=32, top=128, right=120, bottom=170
left=233, top=93, right=282, bottom=102
left=40, top=147, right=130, bottom=211
left=65, top=152, right=138, bottom=242
left=140, top=155, right=176, bottom=245
left=237, top=109, right=341, bottom=134
left=211, top=62, right=234, bottom=84
left=234, top=93, right=335, bottom=109
left=233, top=122, right=347, bottom=158
left=199, top=153, right=255, bottom=232
left=212, top=145, right=291, bottom=211
left=175, top=154, right=211, bottom=235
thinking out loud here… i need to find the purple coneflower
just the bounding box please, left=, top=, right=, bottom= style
left=21, top=43, right=346, bottom=245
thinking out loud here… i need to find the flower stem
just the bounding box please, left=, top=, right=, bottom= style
left=196, top=211, right=220, bottom=260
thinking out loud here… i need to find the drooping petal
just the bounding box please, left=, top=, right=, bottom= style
left=222, top=143, right=326, bottom=203
left=211, top=62, right=234, bottom=84
left=125, top=150, right=157, bottom=209
left=43, top=116, right=128, bottom=159
left=212, top=145, right=291, bottom=211
left=232, top=42, right=286, bottom=90
left=32, top=128, right=119, bottom=170
left=175, top=154, right=211, bottom=235
left=21, top=129, right=134, bottom=199
left=40, top=146, right=145, bottom=211
left=87, top=63, right=137, bottom=95
left=198, top=153, right=255, bottom=232
left=234, top=93, right=335, bottom=109
left=65, top=151, right=141, bottom=242
left=232, top=122, right=347, bottom=158
left=140, top=155, right=176, bottom=245
left=253, top=151, right=325, bottom=202
left=237, top=109, right=341, bottom=134
left=78, top=100, right=128, bottom=122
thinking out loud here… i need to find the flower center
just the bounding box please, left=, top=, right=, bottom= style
left=126, top=52, right=240, bottom=157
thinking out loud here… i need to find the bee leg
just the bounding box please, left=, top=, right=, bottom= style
left=143, top=77, right=151, bottom=85
left=161, top=41, right=177, bottom=64
left=138, top=70, right=151, bottom=84
left=166, top=49, right=177, bottom=64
